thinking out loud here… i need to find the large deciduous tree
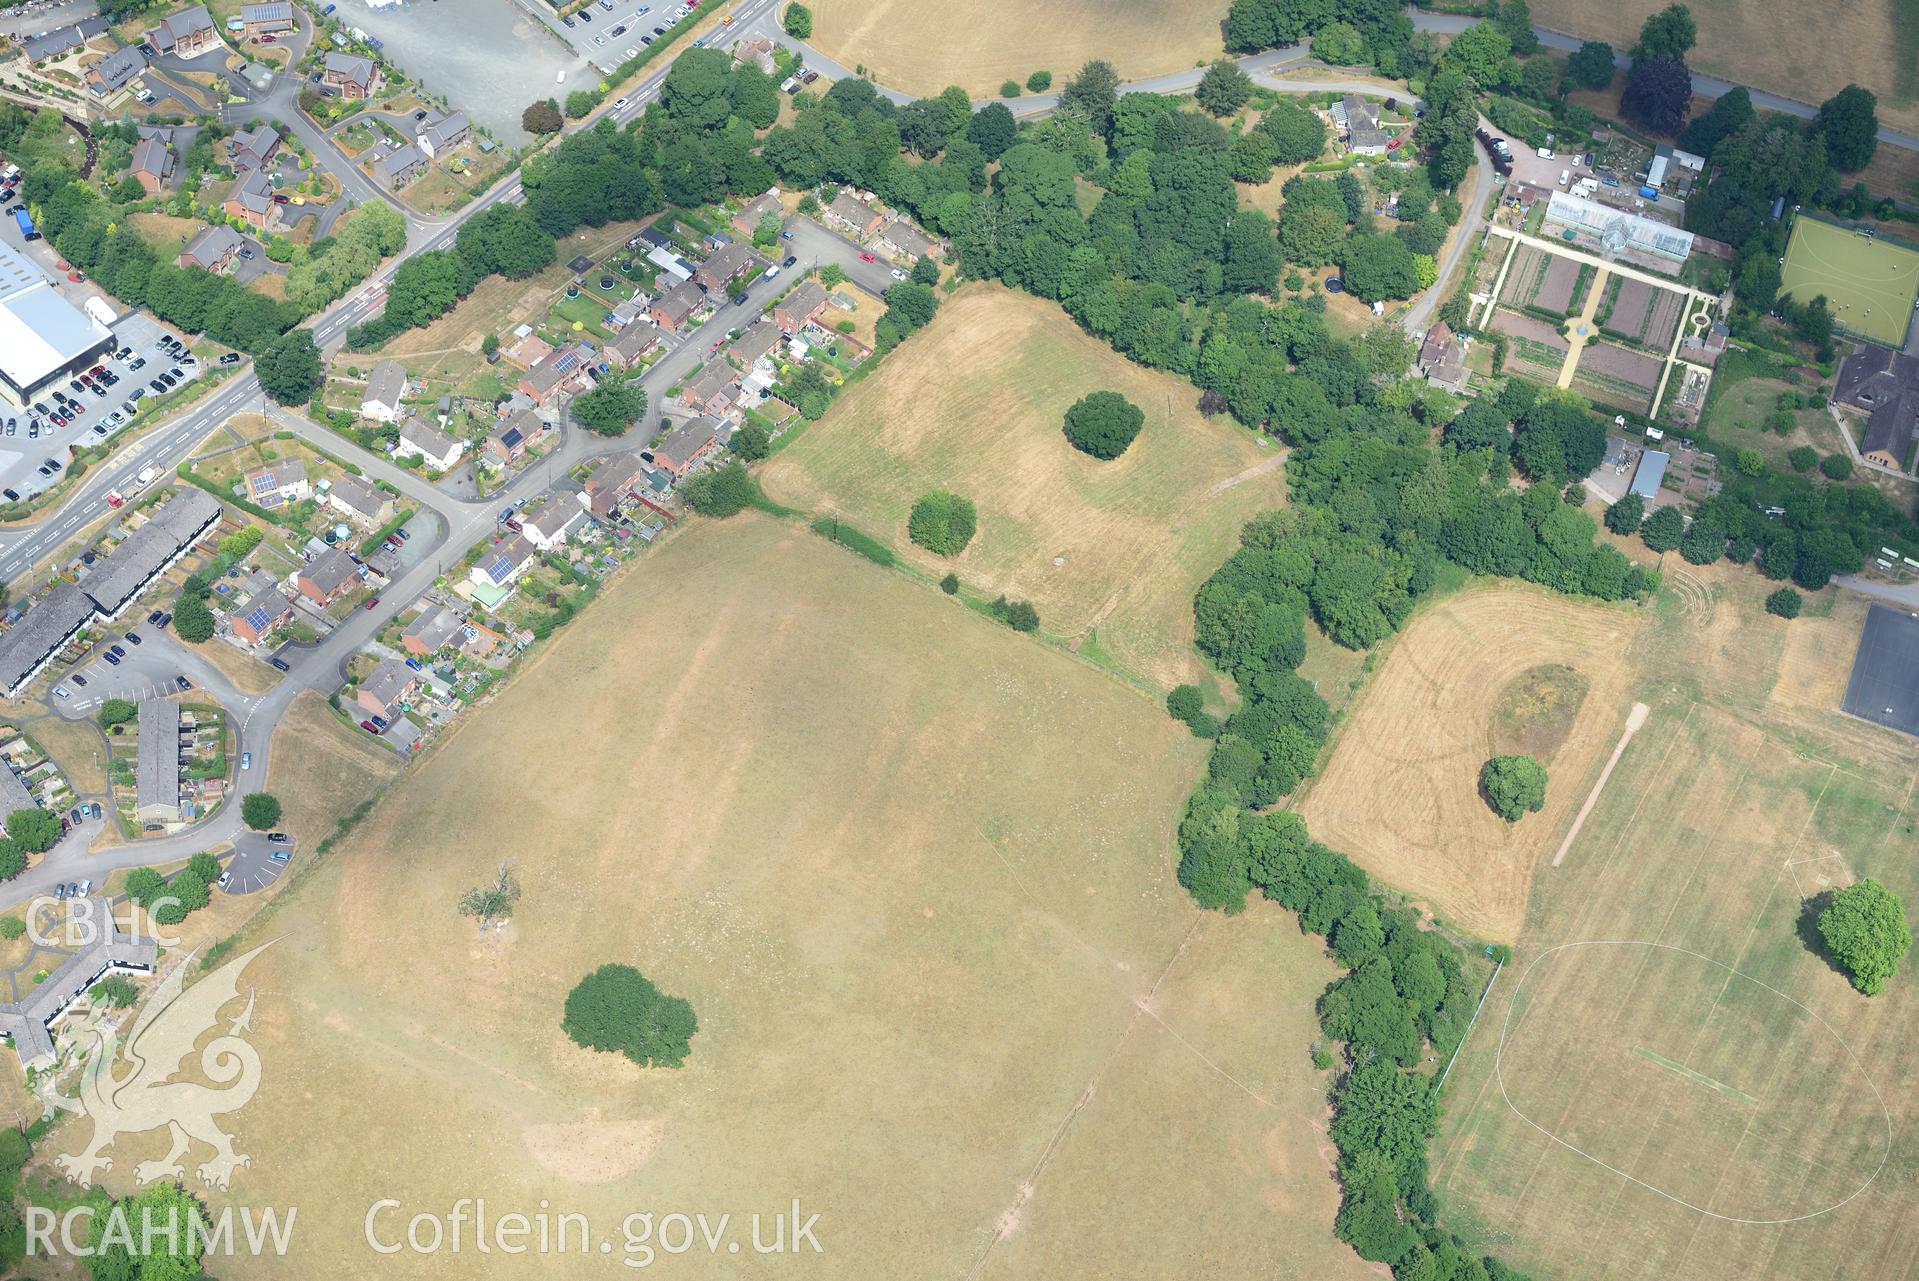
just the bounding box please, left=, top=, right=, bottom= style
left=1566, top=40, right=1615, bottom=91
left=1816, top=84, right=1879, bottom=172
left=1620, top=56, right=1693, bottom=136
left=1818, top=879, right=1912, bottom=995
left=1480, top=755, right=1547, bottom=820
left=1631, top=3, right=1696, bottom=62
left=1062, top=390, right=1146, bottom=459
left=563, top=963, right=698, bottom=1067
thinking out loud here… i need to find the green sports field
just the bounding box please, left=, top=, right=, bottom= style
left=1779, top=217, right=1919, bottom=347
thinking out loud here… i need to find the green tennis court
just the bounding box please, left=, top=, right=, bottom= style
left=1779, top=217, right=1919, bottom=346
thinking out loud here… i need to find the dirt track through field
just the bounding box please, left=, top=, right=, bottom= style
left=1551, top=701, right=1649, bottom=866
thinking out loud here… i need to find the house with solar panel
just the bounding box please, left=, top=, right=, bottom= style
left=229, top=585, right=292, bottom=646
left=483, top=408, right=549, bottom=468
left=467, top=534, right=538, bottom=595
left=240, top=459, right=310, bottom=510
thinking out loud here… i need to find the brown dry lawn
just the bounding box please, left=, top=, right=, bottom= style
left=803, top=0, right=1231, bottom=99
left=261, top=689, right=400, bottom=849
left=1434, top=562, right=1919, bottom=1281
left=1298, top=582, right=1645, bottom=942
left=166, top=515, right=1369, bottom=1280
left=1533, top=0, right=1919, bottom=136
left=761, top=284, right=1288, bottom=689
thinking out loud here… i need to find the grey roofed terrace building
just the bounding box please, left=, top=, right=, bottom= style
left=0, top=897, right=156, bottom=1068
left=135, top=697, right=181, bottom=822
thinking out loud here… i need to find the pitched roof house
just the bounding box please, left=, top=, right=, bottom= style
left=651, top=416, right=721, bottom=477
left=130, top=136, right=176, bottom=194
left=356, top=658, right=420, bottom=718
left=731, top=190, right=784, bottom=237
left=604, top=320, right=664, bottom=369
left=228, top=124, right=281, bottom=174
left=774, top=281, right=828, bottom=335
left=582, top=455, right=648, bottom=519
left=725, top=318, right=782, bottom=371
left=467, top=533, right=538, bottom=589
left=240, top=3, right=294, bottom=35
left=150, top=5, right=218, bottom=58
left=86, top=44, right=147, bottom=98
left=516, top=352, right=578, bottom=407
left=1835, top=345, right=1919, bottom=471
left=398, top=417, right=465, bottom=471
left=519, top=492, right=585, bottom=551
left=484, top=410, right=546, bottom=466
left=296, top=547, right=361, bottom=605
left=415, top=110, right=470, bottom=159
left=878, top=218, right=936, bottom=261
left=649, top=279, right=706, bottom=334
left=24, top=17, right=107, bottom=63
left=1417, top=321, right=1469, bottom=395
left=371, top=144, right=428, bottom=190
left=322, top=52, right=380, bottom=99
left=324, top=475, right=392, bottom=528
left=240, top=459, right=309, bottom=509
left=360, top=360, right=407, bottom=422
left=693, top=242, right=757, bottom=293
left=680, top=361, right=740, bottom=416
left=229, top=585, right=292, bottom=645
left=823, top=192, right=884, bottom=239
left=1340, top=94, right=1389, bottom=155
left=135, top=698, right=182, bottom=823
left=402, top=604, right=463, bottom=657
left=179, top=224, right=244, bottom=274
left=222, top=169, right=278, bottom=231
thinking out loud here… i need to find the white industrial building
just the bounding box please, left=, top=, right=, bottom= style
left=0, top=239, right=113, bottom=407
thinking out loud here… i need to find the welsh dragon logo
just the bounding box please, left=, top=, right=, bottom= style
left=53, top=942, right=274, bottom=1191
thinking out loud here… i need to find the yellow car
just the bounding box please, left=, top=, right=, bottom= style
left=289, top=194, right=305, bottom=205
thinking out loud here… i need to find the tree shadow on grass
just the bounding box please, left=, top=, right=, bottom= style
left=1796, top=889, right=1850, bottom=982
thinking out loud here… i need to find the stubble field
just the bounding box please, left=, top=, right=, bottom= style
left=173, top=515, right=1372, bottom=1279
left=1298, top=583, right=1644, bottom=942
left=800, top=0, right=1231, bottom=100
left=761, top=285, right=1289, bottom=689
left=1530, top=0, right=1919, bottom=137
left=1432, top=561, right=1919, bottom=1281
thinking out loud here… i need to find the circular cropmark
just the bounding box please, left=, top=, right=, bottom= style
left=1493, top=940, right=1891, bottom=1225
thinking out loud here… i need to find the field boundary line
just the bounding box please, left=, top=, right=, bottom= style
left=1436, top=959, right=1502, bottom=1093
left=1552, top=701, right=1651, bottom=867
left=1492, top=939, right=1894, bottom=1225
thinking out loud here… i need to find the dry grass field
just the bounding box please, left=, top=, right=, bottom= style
left=262, top=690, right=401, bottom=848
left=168, top=515, right=1371, bottom=1279
left=1433, top=568, right=1919, bottom=1281
left=760, top=285, right=1288, bottom=689
left=802, top=0, right=1231, bottom=99
left=1298, top=583, right=1645, bottom=942
left=1532, top=0, right=1919, bottom=137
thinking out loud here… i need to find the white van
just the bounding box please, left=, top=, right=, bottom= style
left=1558, top=169, right=1570, bottom=187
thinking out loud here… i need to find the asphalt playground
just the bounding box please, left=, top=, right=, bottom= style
left=1841, top=603, right=1919, bottom=736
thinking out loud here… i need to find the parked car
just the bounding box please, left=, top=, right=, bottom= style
left=364, top=595, right=381, bottom=610
left=240, top=751, right=251, bottom=770
left=102, top=652, right=119, bottom=666
left=359, top=719, right=382, bottom=734
left=71, top=673, right=87, bottom=687
left=108, top=645, right=125, bottom=659
left=147, top=609, right=166, bottom=625
left=175, top=675, right=191, bottom=691
left=859, top=251, right=875, bottom=263
left=54, top=688, right=68, bottom=700
left=370, top=715, right=389, bottom=731
left=270, top=657, right=290, bottom=672
left=124, top=630, right=141, bottom=645
left=267, top=832, right=290, bottom=844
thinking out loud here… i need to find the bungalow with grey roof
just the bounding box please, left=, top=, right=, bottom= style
left=178, top=224, right=244, bottom=274
left=24, top=17, right=107, bottom=63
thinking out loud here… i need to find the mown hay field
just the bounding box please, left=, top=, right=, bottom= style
left=802, top=0, right=1231, bottom=100
left=1298, top=583, right=1644, bottom=942
left=166, top=515, right=1372, bottom=1280
left=1531, top=0, right=1919, bottom=137
left=761, top=285, right=1288, bottom=689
